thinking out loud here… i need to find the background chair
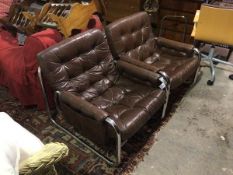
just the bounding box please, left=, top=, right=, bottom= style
left=192, top=4, right=233, bottom=85
left=106, top=12, right=201, bottom=92
left=37, top=29, right=168, bottom=165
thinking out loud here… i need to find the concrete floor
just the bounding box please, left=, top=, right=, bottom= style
left=133, top=64, right=233, bottom=175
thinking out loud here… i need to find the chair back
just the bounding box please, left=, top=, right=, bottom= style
left=194, top=4, right=233, bottom=46
left=106, top=12, right=156, bottom=62
left=37, top=29, right=118, bottom=97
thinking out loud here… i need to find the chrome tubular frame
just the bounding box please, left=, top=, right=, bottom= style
left=158, top=71, right=171, bottom=119
left=105, top=118, right=121, bottom=165
left=192, top=48, right=202, bottom=86
left=38, top=67, right=122, bottom=166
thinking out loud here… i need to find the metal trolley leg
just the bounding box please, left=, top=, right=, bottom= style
left=201, top=46, right=233, bottom=85
left=206, top=46, right=216, bottom=85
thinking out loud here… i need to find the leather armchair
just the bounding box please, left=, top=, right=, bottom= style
left=37, top=29, right=168, bottom=165
left=106, top=12, right=201, bottom=89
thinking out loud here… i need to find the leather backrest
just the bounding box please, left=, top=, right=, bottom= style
left=106, top=12, right=156, bottom=62
left=38, top=29, right=118, bottom=100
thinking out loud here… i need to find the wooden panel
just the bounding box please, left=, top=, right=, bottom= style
left=162, top=30, right=194, bottom=43
left=159, top=9, right=195, bottom=24
left=160, top=0, right=202, bottom=13
left=158, top=0, right=203, bottom=43
left=104, top=0, right=143, bottom=22
left=161, top=20, right=193, bottom=34
left=105, top=0, right=141, bottom=9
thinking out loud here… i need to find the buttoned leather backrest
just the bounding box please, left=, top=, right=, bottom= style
left=38, top=29, right=118, bottom=100
left=106, top=12, right=158, bottom=63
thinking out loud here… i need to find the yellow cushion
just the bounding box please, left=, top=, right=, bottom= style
left=191, top=10, right=200, bottom=37
left=19, top=142, right=69, bottom=175
left=194, top=5, right=233, bottom=46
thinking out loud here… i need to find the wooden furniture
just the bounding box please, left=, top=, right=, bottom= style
left=22, top=1, right=97, bottom=38
left=158, top=0, right=204, bottom=43
left=101, top=0, right=145, bottom=22
left=48, top=1, right=97, bottom=37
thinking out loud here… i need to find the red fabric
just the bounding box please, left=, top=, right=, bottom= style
left=0, top=15, right=102, bottom=110
left=0, top=28, right=63, bottom=109
left=0, top=0, right=17, bottom=18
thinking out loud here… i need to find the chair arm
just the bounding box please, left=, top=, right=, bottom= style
left=59, top=91, right=108, bottom=121
left=157, top=37, right=194, bottom=56
left=120, top=57, right=160, bottom=72
left=117, top=60, right=161, bottom=85
left=19, top=142, right=68, bottom=175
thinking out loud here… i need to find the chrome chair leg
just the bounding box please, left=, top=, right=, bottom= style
left=212, top=57, right=233, bottom=67
left=105, top=118, right=121, bottom=165
left=158, top=71, right=170, bottom=119
left=192, top=48, right=202, bottom=86
left=161, top=84, right=170, bottom=119
left=192, top=66, right=201, bottom=86
left=207, top=47, right=216, bottom=85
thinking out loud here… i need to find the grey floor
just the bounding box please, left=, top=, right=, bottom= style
left=133, top=64, right=233, bottom=175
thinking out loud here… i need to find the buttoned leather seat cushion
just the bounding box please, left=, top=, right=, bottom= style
left=60, top=76, right=165, bottom=141
left=106, top=12, right=200, bottom=89
left=90, top=76, right=165, bottom=140
left=123, top=41, right=200, bottom=89
left=38, top=29, right=165, bottom=145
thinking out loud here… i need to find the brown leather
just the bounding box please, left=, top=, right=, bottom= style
left=157, top=37, right=194, bottom=57
left=117, top=60, right=161, bottom=86
left=120, top=57, right=160, bottom=72
left=38, top=29, right=166, bottom=147
left=59, top=91, right=108, bottom=121
left=106, top=12, right=200, bottom=89
left=105, top=76, right=165, bottom=141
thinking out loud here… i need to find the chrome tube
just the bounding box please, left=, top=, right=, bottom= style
left=158, top=71, right=170, bottom=119
left=105, top=118, right=121, bottom=166
left=207, top=47, right=216, bottom=85
left=192, top=48, right=202, bottom=85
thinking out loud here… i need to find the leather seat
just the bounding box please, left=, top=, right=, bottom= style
left=106, top=12, right=200, bottom=89
left=37, top=29, right=167, bottom=164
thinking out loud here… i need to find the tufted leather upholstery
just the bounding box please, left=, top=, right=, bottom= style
left=37, top=29, right=166, bottom=147
left=106, top=12, right=200, bottom=89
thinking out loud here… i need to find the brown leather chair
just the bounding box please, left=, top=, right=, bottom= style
left=106, top=12, right=201, bottom=90
left=37, top=29, right=168, bottom=165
